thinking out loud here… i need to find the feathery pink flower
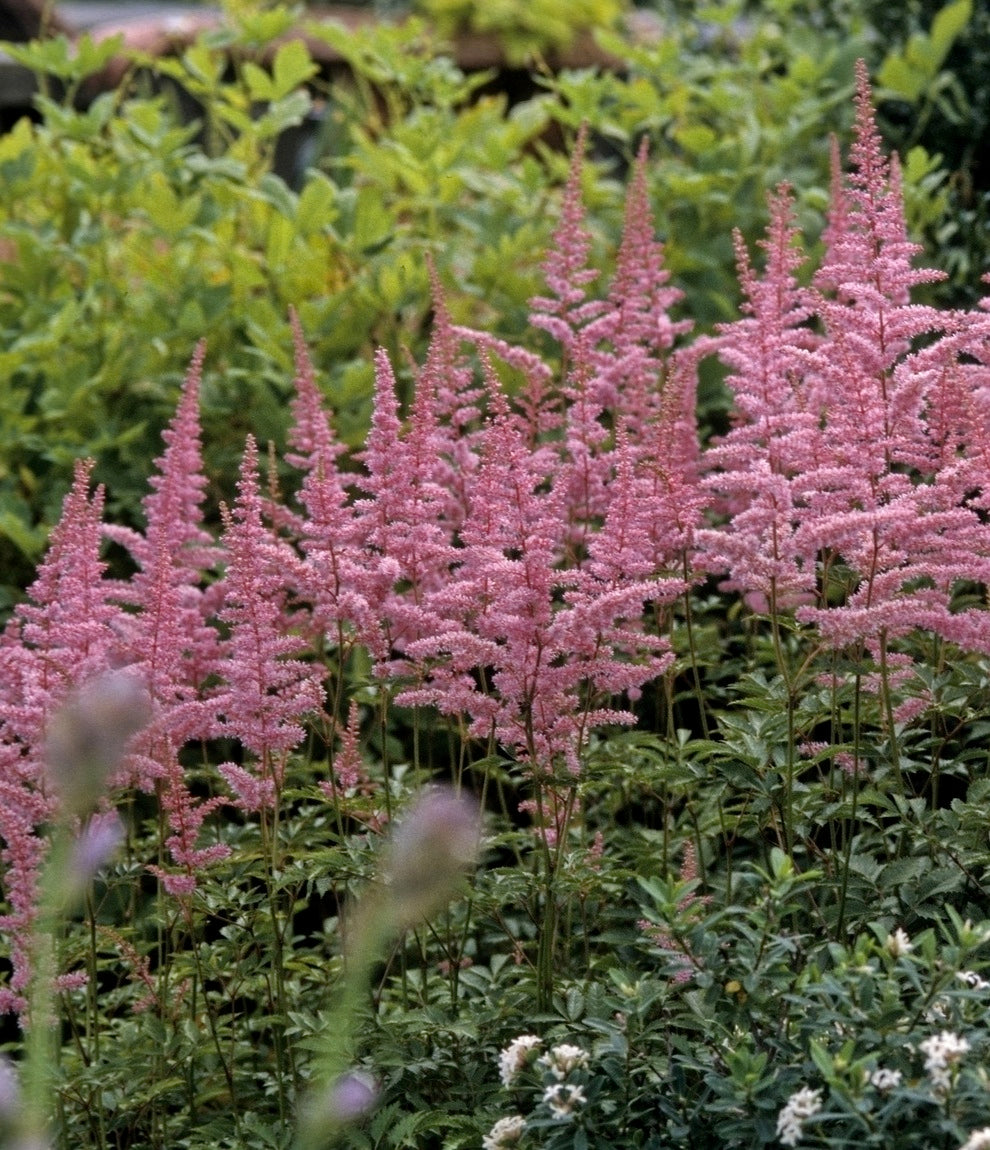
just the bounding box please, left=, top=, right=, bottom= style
left=529, top=123, right=606, bottom=355
left=355, top=348, right=457, bottom=665
left=0, top=460, right=128, bottom=1016
left=108, top=345, right=223, bottom=786
left=585, top=137, right=690, bottom=439
left=704, top=64, right=987, bottom=649
left=319, top=698, right=368, bottom=797
left=395, top=390, right=672, bottom=775
left=145, top=737, right=230, bottom=897
left=213, top=436, right=325, bottom=806
left=284, top=310, right=378, bottom=654
left=701, top=185, right=822, bottom=609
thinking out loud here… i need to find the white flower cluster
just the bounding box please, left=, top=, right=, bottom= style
left=920, top=1030, right=970, bottom=1096
left=960, top=1128, right=990, bottom=1150
left=957, top=970, right=990, bottom=991
left=482, top=1114, right=526, bottom=1150
left=886, top=927, right=913, bottom=957
left=539, top=1043, right=590, bottom=1081
left=869, top=1067, right=902, bottom=1092
left=776, top=1087, right=822, bottom=1147
left=494, top=1036, right=592, bottom=1130
left=543, top=1082, right=586, bottom=1120
left=498, top=1035, right=542, bottom=1087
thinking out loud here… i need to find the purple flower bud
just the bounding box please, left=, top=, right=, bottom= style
left=69, top=812, right=124, bottom=894
left=44, top=671, right=150, bottom=814
left=324, top=1071, right=378, bottom=1123
left=383, top=788, right=481, bottom=929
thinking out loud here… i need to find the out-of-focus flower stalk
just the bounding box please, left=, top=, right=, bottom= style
left=295, top=788, right=480, bottom=1150
left=18, top=672, right=149, bottom=1148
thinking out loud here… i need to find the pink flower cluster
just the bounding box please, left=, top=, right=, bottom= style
left=0, top=121, right=691, bottom=1016
left=4, top=64, right=990, bottom=1017
left=704, top=62, right=990, bottom=657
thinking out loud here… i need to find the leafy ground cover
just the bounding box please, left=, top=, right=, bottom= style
left=3, top=49, right=990, bottom=1149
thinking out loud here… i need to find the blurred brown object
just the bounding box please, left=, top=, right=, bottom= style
left=0, top=0, right=66, bottom=41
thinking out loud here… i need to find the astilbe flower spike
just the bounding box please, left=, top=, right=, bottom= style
left=213, top=435, right=325, bottom=811
left=395, top=383, right=673, bottom=781
left=284, top=310, right=378, bottom=656
left=585, top=136, right=691, bottom=442
left=706, top=63, right=990, bottom=658
left=637, top=344, right=708, bottom=579
left=355, top=347, right=457, bottom=669
left=792, top=69, right=974, bottom=648
left=701, top=184, right=822, bottom=611
left=0, top=460, right=130, bottom=1017
left=146, top=738, right=229, bottom=897
left=95, top=346, right=235, bottom=890
left=107, top=344, right=224, bottom=789
left=529, top=122, right=606, bottom=360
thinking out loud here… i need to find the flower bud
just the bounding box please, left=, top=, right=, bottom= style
left=323, top=1071, right=378, bottom=1123
left=44, top=671, right=150, bottom=815
left=297, top=1070, right=378, bottom=1144
left=382, top=788, right=481, bottom=929
left=64, top=812, right=124, bottom=902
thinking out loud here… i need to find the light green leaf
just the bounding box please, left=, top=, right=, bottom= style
left=930, top=0, right=972, bottom=65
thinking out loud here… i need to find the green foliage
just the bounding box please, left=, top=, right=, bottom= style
left=413, top=0, right=627, bottom=65
left=865, top=0, right=990, bottom=303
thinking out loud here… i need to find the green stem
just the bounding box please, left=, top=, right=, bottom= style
left=836, top=669, right=862, bottom=938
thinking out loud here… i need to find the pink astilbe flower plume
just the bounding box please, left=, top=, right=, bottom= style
left=107, top=345, right=224, bottom=789
left=529, top=122, right=606, bottom=359
left=816, top=62, right=945, bottom=311
left=395, top=386, right=674, bottom=779
left=0, top=460, right=130, bottom=1017
left=146, top=738, right=230, bottom=898
left=319, top=699, right=368, bottom=796
left=284, top=310, right=377, bottom=655
left=704, top=64, right=990, bottom=655
left=701, top=185, right=822, bottom=610
left=790, top=65, right=969, bottom=647
left=558, top=356, right=612, bottom=549
left=117, top=341, right=222, bottom=578
left=394, top=393, right=564, bottom=761
left=417, top=262, right=491, bottom=530
left=559, top=433, right=679, bottom=706
left=355, top=348, right=457, bottom=665
left=7, top=460, right=124, bottom=708
left=645, top=345, right=708, bottom=577
left=422, top=258, right=486, bottom=442
left=213, top=435, right=325, bottom=811
left=805, top=62, right=947, bottom=468
left=585, top=137, right=691, bottom=440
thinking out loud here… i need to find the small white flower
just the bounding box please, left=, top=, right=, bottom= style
left=924, top=996, right=951, bottom=1025
left=542, top=1082, right=586, bottom=1120
left=886, top=927, right=913, bottom=957
left=960, top=1130, right=990, bottom=1150
left=776, top=1087, right=822, bottom=1147
left=498, top=1035, right=542, bottom=1087
left=869, top=1067, right=902, bottom=1092
left=920, top=1031, right=970, bottom=1096
left=539, top=1043, right=590, bottom=1080
left=483, top=1114, right=527, bottom=1150
left=957, top=970, right=990, bottom=991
